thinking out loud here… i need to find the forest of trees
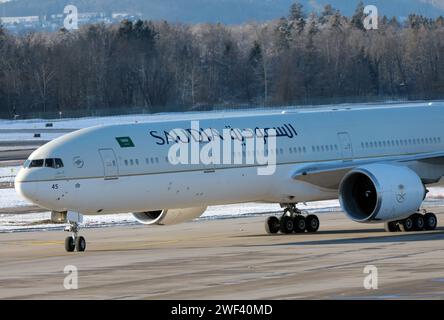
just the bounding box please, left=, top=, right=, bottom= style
left=1, top=2, right=444, bottom=119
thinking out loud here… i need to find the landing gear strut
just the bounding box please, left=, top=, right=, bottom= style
left=385, top=210, right=438, bottom=233
left=64, top=212, right=86, bottom=252
left=265, top=204, right=320, bottom=235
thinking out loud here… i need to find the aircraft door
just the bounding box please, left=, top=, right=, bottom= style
left=98, top=148, right=119, bottom=180
left=337, top=132, right=354, bottom=161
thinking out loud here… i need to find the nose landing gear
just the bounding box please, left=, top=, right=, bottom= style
left=64, top=212, right=86, bottom=252
left=265, top=204, right=320, bottom=235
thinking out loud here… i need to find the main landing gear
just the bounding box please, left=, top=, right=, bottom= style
left=384, top=210, right=438, bottom=233
left=64, top=213, right=86, bottom=252
left=265, top=204, right=320, bottom=235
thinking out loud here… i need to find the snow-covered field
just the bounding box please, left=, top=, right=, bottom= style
left=0, top=110, right=277, bottom=141
left=0, top=133, right=62, bottom=141
left=0, top=109, right=276, bottom=131
left=0, top=166, right=20, bottom=184
left=0, top=198, right=342, bottom=233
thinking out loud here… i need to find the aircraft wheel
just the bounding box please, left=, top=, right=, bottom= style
left=265, top=216, right=280, bottom=234
left=399, top=216, right=415, bottom=232
left=280, top=216, right=294, bottom=234
left=424, top=212, right=438, bottom=231
left=293, top=216, right=306, bottom=233
left=306, top=215, right=320, bottom=233
left=384, top=221, right=400, bottom=232
left=75, top=236, right=86, bottom=252
left=412, top=214, right=425, bottom=231
left=65, top=236, right=75, bottom=252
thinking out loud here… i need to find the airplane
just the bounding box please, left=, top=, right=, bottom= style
left=14, top=102, right=443, bottom=252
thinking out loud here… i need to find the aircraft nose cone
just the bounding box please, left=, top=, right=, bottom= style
left=14, top=169, right=36, bottom=202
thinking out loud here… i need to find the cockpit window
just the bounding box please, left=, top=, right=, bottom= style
left=25, top=158, right=64, bottom=169
left=55, top=158, right=64, bottom=168
left=29, top=159, right=44, bottom=168
left=45, top=158, right=54, bottom=168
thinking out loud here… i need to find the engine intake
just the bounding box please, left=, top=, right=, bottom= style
left=132, top=207, right=207, bottom=226
left=339, top=164, right=425, bottom=223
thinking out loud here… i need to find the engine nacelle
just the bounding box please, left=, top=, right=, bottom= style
left=132, top=207, right=207, bottom=226
left=339, top=164, right=426, bottom=223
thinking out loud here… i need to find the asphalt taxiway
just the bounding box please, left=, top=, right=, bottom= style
left=0, top=210, right=444, bottom=299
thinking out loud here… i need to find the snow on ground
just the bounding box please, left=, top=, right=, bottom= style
left=427, top=187, right=444, bottom=199
left=0, top=211, right=138, bottom=233
left=0, top=109, right=286, bottom=141
left=0, top=166, right=20, bottom=183
left=1, top=101, right=441, bottom=131
left=0, top=188, right=30, bottom=208
left=0, top=133, right=62, bottom=141
left=0, top=111, right=245, bottom=129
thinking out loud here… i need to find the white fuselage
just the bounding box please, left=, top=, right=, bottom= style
left=14, top=103, right=444, bottom=217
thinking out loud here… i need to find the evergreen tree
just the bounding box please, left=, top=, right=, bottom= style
left=288, top=2, right=306, bottom=34
left=350, top=1, right=365, bottom=30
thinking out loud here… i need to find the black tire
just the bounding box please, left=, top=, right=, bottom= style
left=65, top=236, right=75, bottom=252
left=424, top=212, right=438, bottom=231
left=280, top=216, right=294, bottom=234
left=306, top=215, right=320, bottom=233
left=384, top=221, right=400, bottom=232
left=293, top=216, right=306, bottom=233
left=265, top=216, right=280, bottom=234
left=413, top=214, right=425, bottom=231
left=399, top=216, right=415, bottom=232
left=75, top=236, right=86, bottom=252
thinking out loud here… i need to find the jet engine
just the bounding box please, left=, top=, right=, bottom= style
left=132, top=207, right=207, bottom=226
left=339, top=164, right=426, bottom=223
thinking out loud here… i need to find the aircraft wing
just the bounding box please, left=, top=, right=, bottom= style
left=292, top=151, right=444, bottom=190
